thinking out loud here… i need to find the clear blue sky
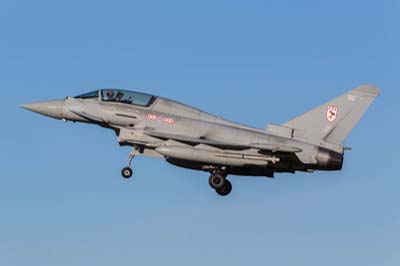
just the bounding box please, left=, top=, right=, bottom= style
left=0, top=1, right=398, bottom=265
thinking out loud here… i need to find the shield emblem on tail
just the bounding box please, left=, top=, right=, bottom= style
left=327, top=106, right=338, bottom=122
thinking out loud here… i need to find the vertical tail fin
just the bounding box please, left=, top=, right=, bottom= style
left=282, top=85, right=381, bottom=145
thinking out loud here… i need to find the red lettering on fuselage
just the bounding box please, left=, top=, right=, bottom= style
left=147, top=114, right=175, bottom=124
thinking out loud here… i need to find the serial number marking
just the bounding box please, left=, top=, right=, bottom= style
left=348, top=94, right=356, bottom=102
left=147, top=114, right=175, bottom=124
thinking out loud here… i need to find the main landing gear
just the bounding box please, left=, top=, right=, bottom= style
left=209, top=170, right=232, bottom=196
left=121, top=148, right=137, bottom=179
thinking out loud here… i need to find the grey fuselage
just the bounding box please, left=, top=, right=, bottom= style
left=23, top=89, right=342, bottom=178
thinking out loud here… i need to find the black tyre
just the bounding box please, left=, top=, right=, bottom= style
left=209, top=174, right=226, bottom=189
left=216, top=180, right=232, bottom=196
left=121, top=167, right=133, bottom=179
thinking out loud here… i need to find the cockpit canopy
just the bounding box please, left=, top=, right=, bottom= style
left=101, top=89, right=156, bottom=107
left=75, top=89, right=157, bottom=107
left=75, top=90, right=99, bottom=99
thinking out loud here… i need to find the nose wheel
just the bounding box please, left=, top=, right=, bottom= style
left=121, top=167, right=133, bottom=179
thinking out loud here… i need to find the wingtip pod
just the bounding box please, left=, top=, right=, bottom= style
left=355, top=85, right=381, bottom=97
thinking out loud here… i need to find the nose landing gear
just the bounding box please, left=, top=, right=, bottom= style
left=121, top=148, right=138, bottom=179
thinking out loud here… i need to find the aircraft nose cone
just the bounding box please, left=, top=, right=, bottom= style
left=21, top=99, right=65, bottom=119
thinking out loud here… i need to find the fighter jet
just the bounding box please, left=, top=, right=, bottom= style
left=21, top=85, right=380, bottom=196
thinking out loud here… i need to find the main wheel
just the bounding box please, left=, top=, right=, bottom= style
left=209, top=173, right=226, bottom=189
left=121, top=167, right=133, bottom=179
left=216, top=180, right=232, bottom=196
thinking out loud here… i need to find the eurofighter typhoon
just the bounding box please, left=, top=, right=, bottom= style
left=21, top=85, right=380, bottom=196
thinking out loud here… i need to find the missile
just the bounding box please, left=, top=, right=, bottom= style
left=156, top=145, right=279, bottom=167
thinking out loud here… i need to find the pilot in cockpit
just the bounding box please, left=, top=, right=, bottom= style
left=125, top=96, right=133, bottom=104
left=106, top=90, right=115, bottom=101
left=116, top=91, right=124, bottom=102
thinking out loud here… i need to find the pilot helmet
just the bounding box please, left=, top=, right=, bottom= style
left=107, top=90, right=114, bottom=98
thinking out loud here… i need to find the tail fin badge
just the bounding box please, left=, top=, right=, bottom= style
left=327, top=106, right=338, bottom=122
